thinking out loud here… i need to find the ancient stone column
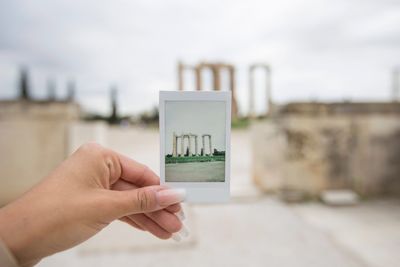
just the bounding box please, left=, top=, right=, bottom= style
left=178, top=62, right=184, bottom=91
left=248, top=66, right=255, bottom=118
left=175, top=136, right=179, bottom=156
left=248, top=64, right=273, bottom=117
left=187, top=135, right=192, bottom=156
left=209, top=135, right=212, bottom=156
left=172, top=132, right=177, bottom=157
left=195, top=66, right=203, bottom=91
left=202, top=134, right=212, bottom=155
left=194, top=135, right=198, bottom=156
left=189, top=134, right=198, bottom=156
left=181, top=135, right=190, bottom=156
left=202, top=135, right=205, bottom=156
left=180, top=135, right=184, bottom=156
left=212, top=66, right=221, bottom=91
left=228, top=66, right=238, bottom=118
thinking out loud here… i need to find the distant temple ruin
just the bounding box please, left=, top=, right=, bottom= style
left=177, top=61, right=239, bottom=118
left=177, top=61, right=277, bottom=118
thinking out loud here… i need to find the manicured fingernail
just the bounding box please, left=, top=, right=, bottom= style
left=178, top=225, right=190, bottom=238
left=156, top=188, right=186, bottom=206
left=176, top=209, right=186, bottom=221
left=172, top=233, right=181, bottom=242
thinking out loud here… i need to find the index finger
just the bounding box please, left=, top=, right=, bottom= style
left=117, top=153, right=160, bottom=187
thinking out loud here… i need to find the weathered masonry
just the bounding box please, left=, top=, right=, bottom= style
left=172, top=132, right=212, bottom=157
left=252, top=102, right=400, bottom=197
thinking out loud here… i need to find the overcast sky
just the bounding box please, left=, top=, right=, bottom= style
left=0, top=0, right=399, bottom=115
left=165, top=101, right=226, bottom=155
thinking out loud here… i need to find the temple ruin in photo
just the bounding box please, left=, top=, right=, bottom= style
left=172, top=132, right=213, bottom=157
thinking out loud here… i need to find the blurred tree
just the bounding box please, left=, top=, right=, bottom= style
left=213, top=149, right=225, bottom=156
left=138, top=106, right=159, bottom=125
left=47, top=78, right=56, bottom=101
left=66, top=79, right=76, bottom=102
left=108, top=85, right=119, bottom=124
left=19, top=66, right=31, bottom=100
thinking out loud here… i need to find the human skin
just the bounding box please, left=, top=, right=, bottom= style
left=0, top=143, right=186, bottom=267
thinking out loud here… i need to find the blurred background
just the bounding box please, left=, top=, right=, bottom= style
left=1, top=0, right=400, bottom=266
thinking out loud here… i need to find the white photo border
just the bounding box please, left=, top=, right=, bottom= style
left=159, top=91, right=231, bottom=203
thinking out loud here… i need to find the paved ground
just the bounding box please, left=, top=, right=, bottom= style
left=37, top=126, right=400, bottom=267
left=292, top=199, right=400, bottom=267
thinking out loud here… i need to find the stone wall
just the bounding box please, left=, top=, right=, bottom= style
left=252, top=102, right=400, bottom=197
left=0, top=101, right=80, bottom=205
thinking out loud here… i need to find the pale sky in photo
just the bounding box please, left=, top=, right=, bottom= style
left=165, top=101, right=226, bottom=155
left=0, top=0, right=400, bottom=115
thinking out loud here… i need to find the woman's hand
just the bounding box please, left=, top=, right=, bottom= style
left=0, top=143, right=185, bottom=267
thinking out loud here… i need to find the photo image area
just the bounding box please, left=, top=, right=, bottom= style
left=165, top=101, right=226, bottom=182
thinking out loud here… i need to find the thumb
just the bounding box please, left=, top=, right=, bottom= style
left=109, top=186, right=186, bottom=218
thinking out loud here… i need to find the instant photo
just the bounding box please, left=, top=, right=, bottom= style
left=159, top=91, right=231, bottom=203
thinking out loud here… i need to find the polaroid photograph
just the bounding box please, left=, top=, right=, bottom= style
left=159, top=91, right=231, bottom=203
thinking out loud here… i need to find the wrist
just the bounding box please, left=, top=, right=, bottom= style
left=0, top=203, right=40, bottom=267
left=0, top=237, right=19, bottom=267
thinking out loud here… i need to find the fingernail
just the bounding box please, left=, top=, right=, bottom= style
left=172, top=233, right=181, bottom=242
left=176, top=209, right=186, bottom=221
left=178, top=225, right=190, bottom=238
left=156, top=188, right=186, bottom=206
